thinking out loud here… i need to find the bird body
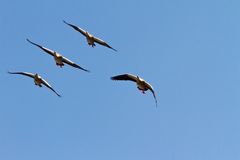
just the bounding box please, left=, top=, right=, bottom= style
left=111, top=74, right=158, bottom=107
left=135, top=77, right=149, bottom=93
left=8, top=71, right=61, bottom=97
left=85, top=32, right=95, bottom=47
left=33, top=73, right=43, bottom=86
left=53, top=52, right=64, bottom=67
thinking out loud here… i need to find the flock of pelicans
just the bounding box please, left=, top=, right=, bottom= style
left=8, top=20, right=158, bottom=107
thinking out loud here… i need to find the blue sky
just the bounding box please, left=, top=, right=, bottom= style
left=1, top=0, right=240, bottom=159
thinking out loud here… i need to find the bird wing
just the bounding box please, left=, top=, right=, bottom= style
left=63, top=20, right=87, bottom=37
left=41, top=78, right=61, bottom=97
left=145, top=82, right=158, bottom=107
left=8, top=71, right=35, bottom=79
left=62, top=56, right=90, bottom=72
left=93, top=36, right=117, bottom=52
left=26, top=39, right=55, bottom=57
left=111, top=74, right=138, bottom=82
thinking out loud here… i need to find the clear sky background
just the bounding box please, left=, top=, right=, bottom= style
left=1, top=0, right=240, bottom=159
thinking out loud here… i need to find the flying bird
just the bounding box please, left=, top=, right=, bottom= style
left=111, top=74, right=157, bottom=107
left=63, top=20, right=117, bottom=52
left=26, top=39, right=90, bottom=72
left=8, top=71, right=61, bottom=97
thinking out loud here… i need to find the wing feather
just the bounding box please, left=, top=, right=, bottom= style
left=41, top=78, right=61, bottom=97
left=145, top=82, right=158, bottom=107
left=63, top=20, right=87, bottom=37
left=62, top=56, right=90, bottom=72
left=111, top=74, right=137, bottom=82
left=26, top=39, right=55, bottom=57
left=93, top=37, right=117, bottom=51
left=8, top=71, right=35, bottom=79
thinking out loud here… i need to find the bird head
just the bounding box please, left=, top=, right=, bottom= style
left=34, top=73, right=40, bottom=79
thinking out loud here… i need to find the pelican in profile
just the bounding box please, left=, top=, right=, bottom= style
left=111, top=74, right=157, bottom=107
left=8, top=71, right=61, bottom=97
left=26, top=39, right=90, bottom=72
left=63, top=20, right=117, bottom=52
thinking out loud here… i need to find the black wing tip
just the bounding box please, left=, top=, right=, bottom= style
left=82, top=69, right=90, bottom=73
left=77, top=66, right=90, bottom=73
left=111, top=48, right=117, bottom=52
left=79, top=66, right=90, bottom=72
left=26, top=38, right=31, bottom=42
left=7, top=71, right=20, bottom=74
left=85, top=69, right=90, bottom=73
left=49, top=88, right=61, bottom=97
left=63, top=20, right=68, bottom=25
left=110, top=74, right=127, bottom=80
left=110, top=77, right=117, bottom=80
left=26, top=38, right=35, bottom=45
left=53, top=91, right=61, bottom=97
left=106, top=44, right=117, bottom=52
left=63, top=20, right=74, bottom=27
left=152, top=93, right=158, bottom=108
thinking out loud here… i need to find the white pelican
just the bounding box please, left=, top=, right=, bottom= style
left=26, top=39, right=90, bottom=72
left=111, top=74, right=157, bottom=107
left=63, top=20, right=117, bottom=52
left=8, top=71, right=61, bottom=97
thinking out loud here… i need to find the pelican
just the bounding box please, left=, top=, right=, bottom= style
left=26, top=39, right=90, bottom=72
left=8, top=71, right=61, bottom=97
left=63, top=20, right=117, bottom=52
left=111, top=74, right=157, bottom=107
